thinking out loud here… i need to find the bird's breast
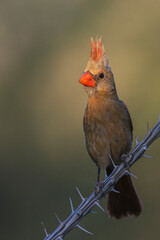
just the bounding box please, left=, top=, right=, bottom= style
left=83, top=97, right=132, bottom=169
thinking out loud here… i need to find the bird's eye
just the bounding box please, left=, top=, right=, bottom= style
left=99, top=73, right=104, bottom=79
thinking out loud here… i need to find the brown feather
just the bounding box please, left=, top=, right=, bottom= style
left=107, top=168, right=142, bottom=219
left=83, top=95, right=132, bottom=168
left=80, top=38, right=142, bottom=219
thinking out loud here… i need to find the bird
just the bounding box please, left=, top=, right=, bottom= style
left=79, top=38, right=142, bottom=219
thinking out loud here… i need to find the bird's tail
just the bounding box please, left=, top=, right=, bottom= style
left=107, top=172, right=142, bottom=219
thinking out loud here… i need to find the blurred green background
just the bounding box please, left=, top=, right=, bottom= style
left=0, top=0, right=160, bottom=239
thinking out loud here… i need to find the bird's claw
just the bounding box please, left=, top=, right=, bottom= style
left=120, top=153, right=130, bottom=167
left=95, top=181, right=103, bottom=192
left=120, top=154, right=127, bottom=161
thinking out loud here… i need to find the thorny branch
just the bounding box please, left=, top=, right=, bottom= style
left=43, top=117, right=160, bottom=240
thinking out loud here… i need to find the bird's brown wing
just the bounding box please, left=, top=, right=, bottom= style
left=119, top=100, right=133, bottom=140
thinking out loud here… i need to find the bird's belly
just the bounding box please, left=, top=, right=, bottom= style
left=84, top=121, right=111, bottom=169
left=84, top=119, right=131, bottom=169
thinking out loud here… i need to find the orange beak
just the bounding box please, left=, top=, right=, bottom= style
left=79, top=72, right=96, bottom=87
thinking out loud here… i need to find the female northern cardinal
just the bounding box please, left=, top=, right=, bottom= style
left=79, top=38, right=142, bottom=219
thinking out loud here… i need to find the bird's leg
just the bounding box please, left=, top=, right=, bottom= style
left=97, top=167, right=100, bottom=183
left=105, top=169, right=108, bottom=179
left=95, top=167, right=103, bottom=192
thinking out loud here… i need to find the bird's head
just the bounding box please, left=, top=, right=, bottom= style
left=79, top=38, right=116, bottom=97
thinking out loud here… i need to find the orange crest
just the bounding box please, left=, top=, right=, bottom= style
left=90, top=37, right=103, bottom=61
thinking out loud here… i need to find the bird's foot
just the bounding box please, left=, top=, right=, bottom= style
left=120, top=154, right=130, bottom=167
left=95, top=181, right=103, bottom=193
left=120, top=153, right=127, bottom=161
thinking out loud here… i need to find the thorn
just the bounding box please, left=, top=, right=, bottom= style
left=147, top=121, right=150, bottom=132
left=143, top=146, right=149, bottom=151
left=129, top=172, right=138, bottom=179
left=76, top=224, right=93, bottom=235
left=69, top=197, right=74, bottom=213
left=135, top=136, right=139, bottom=145
left=91, top=181, right=98, bottom=190
left=109, top=154, right=117, bottom=169
left=75, top=186, right=85, bottom=202
left=90, top=210, right=97, bottom=214
left=57, top=236, right=63, bottom=240
left=55, top=213, right=62, bottom=225
left=142, top=154, right=153, bottom=159
left=125, top=170, right=138, bottom=179
left=111, top=188, right=120, bottom=194
left=41, top=221, right=49, bottom=237
left=95, top=201, right=105, bottom=212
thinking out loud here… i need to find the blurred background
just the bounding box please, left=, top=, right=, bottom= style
left=0, top=0, right=160, bottom=239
